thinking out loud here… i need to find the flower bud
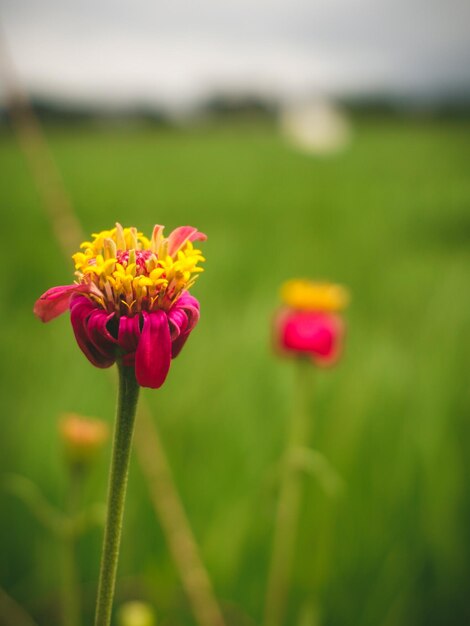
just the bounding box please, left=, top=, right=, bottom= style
left=117, top=601, right=157, bottom=626
left=60, top=413, right=109, bottom=468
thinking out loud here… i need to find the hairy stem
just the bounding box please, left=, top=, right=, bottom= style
left=94, top=363, right=140, bottom=626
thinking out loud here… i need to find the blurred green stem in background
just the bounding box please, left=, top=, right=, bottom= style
left=264, top=360, right=311, bottom=626
left=2, top=472, right=105, bottom=626
left=2, top=474, right=66, bottom=535
left=0, top=586, right=38, bottom=626
left=62, top=467, right=83, bottom=626
left=94, top=363, right=140, bottom=626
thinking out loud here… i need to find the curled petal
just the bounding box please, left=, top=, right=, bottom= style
left=167, top=306, right=190, bottom=357
left=70, top=296, right=116, bottom=368
left=34, top=284, right=92, bottom=323
left=118, top=315, right=142, bottom=366
left=171, top=330, right=191, bottom=359
left=172, top=292, right=200, bottom=332
left=167, top=226, right=207, bottom=257
left=168, top=308, right=188, bottom=340
left=135, top=311, right=171, bottom=389
left=87, top=309, right=118, bottom=364
left=168, top=292, right=200, bottom=357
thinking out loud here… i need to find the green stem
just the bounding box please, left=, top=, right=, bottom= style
left=94, top=363, right=140, bottom=626
left=2, top=474, right=66, bottom=535
left=62, top=468, right=82, bottom=626
left=264, top=360, right=311, bottom=626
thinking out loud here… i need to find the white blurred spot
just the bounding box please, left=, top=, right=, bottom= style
left=280, top=100, right=352, bottom=155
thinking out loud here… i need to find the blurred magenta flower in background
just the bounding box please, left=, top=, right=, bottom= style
left=274, top=279, right=349, bottom=365
left=34, top=223, right=206, bottom=388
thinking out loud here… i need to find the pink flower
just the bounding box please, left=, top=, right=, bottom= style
left=34, top=224, right=206, bottom=388
left=273, top=279, right=349, bottom=366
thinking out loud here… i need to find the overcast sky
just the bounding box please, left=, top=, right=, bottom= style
left=1, top=0, right=470, bottom=108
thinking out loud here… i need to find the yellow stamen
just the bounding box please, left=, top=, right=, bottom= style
left=72, top=224, right=205, bottom=314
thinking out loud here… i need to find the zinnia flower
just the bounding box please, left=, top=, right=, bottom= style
left=34, top=223, right=206, bottom=388
left=274, top=279, right=349, bottom=366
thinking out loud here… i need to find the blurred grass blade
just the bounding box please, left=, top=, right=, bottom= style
left=134, top=406, right=227, bottom=626
left=0, top=586, right=38, bottom=626
left=290, top=447, right=344, bottom=497
left=2, top=473, right=66, bottom=535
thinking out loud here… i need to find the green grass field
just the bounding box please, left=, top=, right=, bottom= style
left=0, top=117, right=469, bottom=626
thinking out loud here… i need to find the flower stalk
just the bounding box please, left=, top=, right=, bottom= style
left=264, top=360, right=311, bottom=626
left=94, top=362, right=140, bottom=626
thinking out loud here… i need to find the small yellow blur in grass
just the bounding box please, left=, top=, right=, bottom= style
left=280, top=279, right=349, bottom=312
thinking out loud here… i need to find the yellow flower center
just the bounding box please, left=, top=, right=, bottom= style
left=280, top=279, right=349, bottom=312
left=72, top=223, right=205, bottom=314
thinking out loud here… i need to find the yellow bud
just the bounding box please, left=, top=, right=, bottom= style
left=117, top=602, right=156, bottom=626
left=60, top=414, right=109, bottom=468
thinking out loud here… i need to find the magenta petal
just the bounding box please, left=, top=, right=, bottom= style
left=118, top=315, right=142, bottom=366
left=277, top=310, right=344, bottom=366
left=167, top=307, right=189, bottom=357
left=135, top=311, right=171, bottom=389
left=70, top=296, right=115, bottom=368
left=168, top=292, right=200, bottom=358
left=172, top=292, right=200, bottom=331
left=86, top=309, right=118, bottom=365
left=171, top=331, right=191, bottom=359
left=310, top=316, right=344, bottom=366
left=167, top=226, right=207, bottom=257
left=34, top=284, right=91, bottom=322
left=167, top=308, right=188, bottom=340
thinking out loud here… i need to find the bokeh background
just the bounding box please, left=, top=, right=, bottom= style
left=1, top=1, right=469, bottom=625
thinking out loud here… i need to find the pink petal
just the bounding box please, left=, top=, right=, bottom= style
left=87, top=309, right=118, bottom=365
left=167, top=307, right=190, bottom=356
left=171, top=331, right=191, bottom=358
left=310, top=316, right=344, bottom=367
left=168, top=292, right=200, bottom=357
left=70, top=296, right=116, bottom=368
left=34, top=284, right=91, bottom=322
left=167, top=226, right=207, bottom=257
left=275, top=310, right=344, bottom=367
left=167, top=308, right=188, bottom=340
left=172, top=292, right=200, bottom=331
left=117, top=315, right=142, bottom=366
left=135, top=311, right=171, bottom=389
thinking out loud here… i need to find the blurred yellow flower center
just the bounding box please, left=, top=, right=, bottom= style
left=280, top=279, right=349, bottom=312
left=72, top=223, right=205, bottom=314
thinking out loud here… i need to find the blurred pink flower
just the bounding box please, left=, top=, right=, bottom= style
left=274, top=279, right=349, bottom=366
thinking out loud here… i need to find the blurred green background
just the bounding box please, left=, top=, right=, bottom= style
left=0, top=115, right=469, bottom=626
